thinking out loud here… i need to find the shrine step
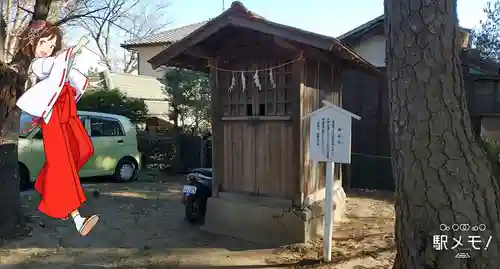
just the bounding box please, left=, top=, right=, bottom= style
left=200, top=191, right=346, bottom=246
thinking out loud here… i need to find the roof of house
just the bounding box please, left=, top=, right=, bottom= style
left=462, top=49, right=500, bottom=76
left=121, top=2, right=268, bottom=48
left=336, top=15, right=500, bottom=75
left=124, top=12, right=474, bottom=53
left=147, top=1, right=380, bottom=75
left=122, top=14, right=382, bottom=50
left=121, top=21, right=208, bottom=48
left=102, top=71, right=167, bottom=100
left=338, top=15, right=473, bottom=46
left=337, top=15, right=384, bottom=44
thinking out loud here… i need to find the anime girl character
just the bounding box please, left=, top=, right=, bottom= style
left=15, top=20, right=100, bottom=236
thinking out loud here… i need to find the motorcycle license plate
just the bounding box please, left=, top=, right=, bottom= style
left=183, top=185, right=197, bottom=195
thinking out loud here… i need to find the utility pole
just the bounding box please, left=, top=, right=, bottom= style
left=222, top=0, right=225, bottom=11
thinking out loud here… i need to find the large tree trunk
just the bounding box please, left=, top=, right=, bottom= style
left=385, top=0, right=500, bottom=268
left=0, top=63, right=27, bottom=239
left=0, top=108, right=25, bottom=240
left=0, top=0, right=53, bottom=240
left=33, top=0, right=53, bottom=21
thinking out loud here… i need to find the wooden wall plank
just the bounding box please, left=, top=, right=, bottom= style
left=216, top=57, right=301, bottom=200
left=220, top=121, right=295, bottom=199
left=299, top=59, right=344, bottom=197
left=223, top=124, right=231, bottom=191
left=291, top=56, right=304, bottom=205
left=211, top=59, right=222, bottom=196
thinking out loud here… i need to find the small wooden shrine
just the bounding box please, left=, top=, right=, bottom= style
left=149, top=1, right=380, bottom=245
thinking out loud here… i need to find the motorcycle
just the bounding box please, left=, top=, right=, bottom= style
left=182, top=168, right=212, bottom=224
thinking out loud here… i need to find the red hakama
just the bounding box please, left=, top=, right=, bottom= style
left=35, top=82, right=94, bottom=219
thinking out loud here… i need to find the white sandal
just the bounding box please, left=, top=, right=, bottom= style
left=78, top=214, right=100, bottom=236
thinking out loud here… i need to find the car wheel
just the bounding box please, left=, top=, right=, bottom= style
left=18, top=165, right=31, bottom=191
left=114, top=159, right=136, bottom=182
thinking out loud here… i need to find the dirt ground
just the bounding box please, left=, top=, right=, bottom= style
left=266, top=190, right=396, bottom=269
left=0, top=172, right=395, bottom=269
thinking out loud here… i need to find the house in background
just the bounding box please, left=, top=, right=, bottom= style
left=336, top=15, right=500, bottom=190
left=117, top=14, right=391, bottom=190
left=120, top=12, right=500, bottom=190
left=87, top=70, right=172, bottom=131
left=338, top=15, right=387, bottom=68
left=102, top=70, right=169, bottom=120
left=338, top=15, right=476, bottom=69
left=120, top=25, right=213, bottom=132
left=120, top=22, right=207, bottom=78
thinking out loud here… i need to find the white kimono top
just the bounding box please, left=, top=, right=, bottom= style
left=16, top=47, right=89, bottom=124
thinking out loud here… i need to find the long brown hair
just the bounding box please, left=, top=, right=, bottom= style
left=11, top=20, right=63, bottom=74
left=18, top=20, right=63, bottom=58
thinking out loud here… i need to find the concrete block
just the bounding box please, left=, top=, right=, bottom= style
left=201, top=187, right=347, bottom=246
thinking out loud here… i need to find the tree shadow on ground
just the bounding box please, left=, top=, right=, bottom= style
left=3, top=180, right=283, bottom=268
left=16, top=183, right=271, bottom=249
left=263, top=189, right=396, bottom=269
left=265, top=244, right=395, bottom=268
left=5, top=178, right=396, bottom=269
left=5, top=243, right=394, bottom=269
left=15, top=263, right=291, bottom=269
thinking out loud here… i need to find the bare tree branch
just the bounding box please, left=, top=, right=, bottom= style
left=6, top=5, right=28, bottom=60
left=53, top=5, right=106, bottom=26
left=79, top=0, right=124, bottom=69
left=32, top=0, right=52, bottom=21
left=16, top=4, right=33, bottom=14
left=76, top=0, right=170, bottom=72
left=1, top=0, right=169, bottom=72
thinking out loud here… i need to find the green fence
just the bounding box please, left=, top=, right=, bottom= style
left=137, top=132, right=212, bottom=173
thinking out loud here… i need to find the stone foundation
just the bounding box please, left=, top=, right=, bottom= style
left=201, top=185, right=346, bottom=246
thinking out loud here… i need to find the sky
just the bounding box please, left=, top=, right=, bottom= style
left=73, top=0, right=489, bottom=72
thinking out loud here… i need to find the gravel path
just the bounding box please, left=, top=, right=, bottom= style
left=2, top=174, right=396, bottom=269
left=1, top=176, right=276, bottom=268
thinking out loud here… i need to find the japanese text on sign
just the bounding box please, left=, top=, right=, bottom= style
left=310, top=115, right=349, bottom=162
left=308, top=105, right=357, bottom=163
left=314, top=117, right=336, bottom=160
